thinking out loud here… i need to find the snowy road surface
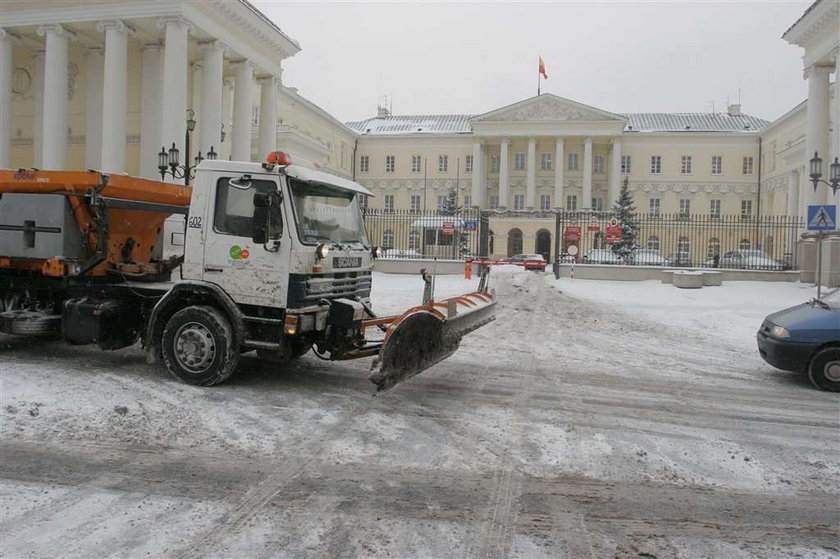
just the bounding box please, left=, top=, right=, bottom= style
left=1, top=270, right=839, bottom=557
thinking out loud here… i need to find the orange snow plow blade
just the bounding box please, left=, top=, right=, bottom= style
left=369, top=290, right=496, bottom=392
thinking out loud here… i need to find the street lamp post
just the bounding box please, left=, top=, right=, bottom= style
left=809, top=151, right=840, bottom=196
left=158, top=110, right=218, bottom=185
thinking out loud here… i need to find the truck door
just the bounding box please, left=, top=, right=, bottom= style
left=202, top=174, right=290, bottom=308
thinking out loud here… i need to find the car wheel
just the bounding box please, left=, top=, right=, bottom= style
left=808, top=346, right=840, bottom=392
left=162, top=305, right=239, bottom=386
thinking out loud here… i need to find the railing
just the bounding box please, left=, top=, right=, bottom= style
left=363, top=208, right=486, bottom=260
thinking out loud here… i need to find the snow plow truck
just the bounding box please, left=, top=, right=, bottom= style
left=0, top=152, right=496, bottom=391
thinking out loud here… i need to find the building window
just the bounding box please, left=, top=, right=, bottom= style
left=710, top=199, right=721, bottom=219
left=541, top=153, right=552, bottom=171
left=438, top=155, right=448, bottom=173
left=384, top=194, right=394, bottom=213
left=566, top=195, right=577, bottom=211
left=593, top=155, right=605, bottom=174
left=437, top=195, right=446, bottom=211
left=568, top=153, right=579, bottom=171
left=711, top=155, right=722, bottom=175
left=540, top=195, right=551, bottom=211
left=649, top=198, right=660, bottom=217
left=647, top=235, right=660, bottom=250
left=490, top=195, right=499, bottom=209
left=411, top=155, right=421, bottom=173
left=679, top=199, right=691, bottom=218
left=513, top=194, right=524, bottom=211
left=514, top=153, right=525, bottom=171
left=465, top=155, right=473, bottom=173
left=650, top=155, right=662, bottom=174
left=681, top=155, right=692, bottom=174
left=741, top=199, right=753, bottom=218
left=742, top=156, right=754, bottom=175
left=410, top=195, right=421, bottom=214
left=490, top=155, right=500, bottom=173
left=591, top=197, right=603, bottom=211
left=464, top=195, right=472, bottom=208
left=360, top=155, right=369, bottom=173
left=707, top=237, right=720, bottom=258
left=383, top=229, right=394, bottom=249
left=677, top=236, right=690, bottom=253
left=739, top=238, right=751, bottom=250
left=620, top=155, right=631, bottom=174
left=409, top=230, right=420, bottom=250
left=385, top=155, right=395, bottom=173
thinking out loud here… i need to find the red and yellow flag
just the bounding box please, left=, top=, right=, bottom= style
left=539, top=56, right=548, bottom=79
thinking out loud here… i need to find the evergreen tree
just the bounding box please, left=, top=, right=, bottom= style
left=610, top=176, right=639, bottom=258
left=439, top=186, right=470, bottom=257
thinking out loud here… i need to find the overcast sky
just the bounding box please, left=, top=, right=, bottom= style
left=253, top=1, right=814, bottom=124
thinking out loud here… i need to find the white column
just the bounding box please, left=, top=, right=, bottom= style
left=158, top=16, right=189, bottom=177
left=190, top=62, right=202, bottom=155
left=0, top=29, right=16, bottom=168
left=787, top=169, right=800, bottom=216
left=582, top=137, right=593, bottom=210
left=31, top=50, right=45, bottom=167
left=231, top=60, right=254, bottom=162
left=526, top=137, right=536, bottom=210
left=469, top=141, right=485, bottom=208
left=553, top=137, right=564, bottom=210
left=98, top=20, right=129, bottom=174
left=609, top=137, right=622, bottom=206
left=37, top=24, right=72, bottom=170
left=139, top=42, right=162, bottom=179
left=220, top=78, right=233, bottom=160
left=804, top=65, right=831, bottom=208
left=84, top=47, right=104, bottom=170
left=258, top=75, right=278, bottom=157
left=499, top=138, right=510, bottom=209
left=198, top=41, right=224, bottom=158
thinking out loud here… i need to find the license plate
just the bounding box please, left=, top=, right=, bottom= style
left=333, top=256, right=362, bottom=269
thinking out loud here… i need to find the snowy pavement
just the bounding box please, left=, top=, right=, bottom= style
left=1, top=269, right=838, bottom=557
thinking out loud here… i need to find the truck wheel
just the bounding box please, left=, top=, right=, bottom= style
left=808, top=347, right=840, bottom=392
left=161, top=306, right=239, bottom=386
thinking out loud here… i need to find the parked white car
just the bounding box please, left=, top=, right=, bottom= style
left=719, top=249, right=784, bottom=270
left=628, top=248, right=666, bottom=266
left=583, top=249, right=622, bottom=265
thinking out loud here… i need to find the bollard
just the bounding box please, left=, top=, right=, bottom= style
left=464, top=259, right=472, bottom=280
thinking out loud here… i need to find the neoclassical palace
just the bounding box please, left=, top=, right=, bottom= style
left=0, top=0, right=837, bottom=266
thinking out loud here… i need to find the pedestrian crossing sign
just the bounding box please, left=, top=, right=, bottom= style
left=807, top=205, right=836, bottom=231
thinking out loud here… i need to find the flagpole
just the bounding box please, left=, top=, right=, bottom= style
left=537, top=66, right=540, bottom=96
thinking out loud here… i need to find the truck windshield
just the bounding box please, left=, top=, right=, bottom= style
left=289, top=178, right=370, bottom=247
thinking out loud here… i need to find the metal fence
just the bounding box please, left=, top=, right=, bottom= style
left=363, top=208, right=488, bottom=260
left=553, top=212, right=803, bottom=270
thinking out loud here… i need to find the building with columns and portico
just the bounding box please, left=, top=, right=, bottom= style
left=0, top=0, right=837, bottom=281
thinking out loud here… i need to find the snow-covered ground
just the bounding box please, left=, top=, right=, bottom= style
left=1, top=269, right=838, bottom=558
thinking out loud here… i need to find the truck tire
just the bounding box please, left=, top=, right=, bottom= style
left=808, top=346, right=840, bottom=392
left=0, top=310, right=61, bottom=338
left=161, top=305, right=239, bottom=386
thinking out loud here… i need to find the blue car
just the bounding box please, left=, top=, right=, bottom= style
left=757, top=289, right=840, bottom=391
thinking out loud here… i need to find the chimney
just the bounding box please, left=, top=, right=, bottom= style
left=376, top=105, right=390, bottom=118
left=727, top=103, right=741, bottom=117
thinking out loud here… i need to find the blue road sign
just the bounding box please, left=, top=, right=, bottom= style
left=464, top=220, right=477, bottom=231
left=807, top=205, right=836, bottom=231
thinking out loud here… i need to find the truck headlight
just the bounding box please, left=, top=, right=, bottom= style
left=770, top=325, right=790, bottom=339
left=316, top=243, right=329, bottom=259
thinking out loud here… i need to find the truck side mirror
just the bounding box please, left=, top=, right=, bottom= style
left=252, top=190, right=283, bottom=249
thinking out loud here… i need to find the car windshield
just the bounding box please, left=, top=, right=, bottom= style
left=289, top=179, right=370, bottom=247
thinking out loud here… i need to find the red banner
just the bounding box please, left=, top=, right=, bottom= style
left=564, top=226, right=581, bottom=241
left=606, top=225, right=622, bottom=242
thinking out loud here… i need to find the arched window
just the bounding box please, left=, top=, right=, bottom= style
left=507, top=228, right=523, bottom=256
left=707, top=237, right=720, bottom=258
left=677, top=236, right=690, bottom=253
left=535, top=229, right=552, bottom=261
left=383, top=230, right=394, bottom=249
left=739, top=238, right=751, bottom=250
left=408, top=230, right=420, bottom=250
left=647, top=235, right=660, bottom=251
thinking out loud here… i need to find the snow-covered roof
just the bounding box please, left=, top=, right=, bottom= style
left=346, top=115, right=475, bottom=136
left=620, top=113, right=770, bottom=133
left=347, top=111, right=770, bottom=136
